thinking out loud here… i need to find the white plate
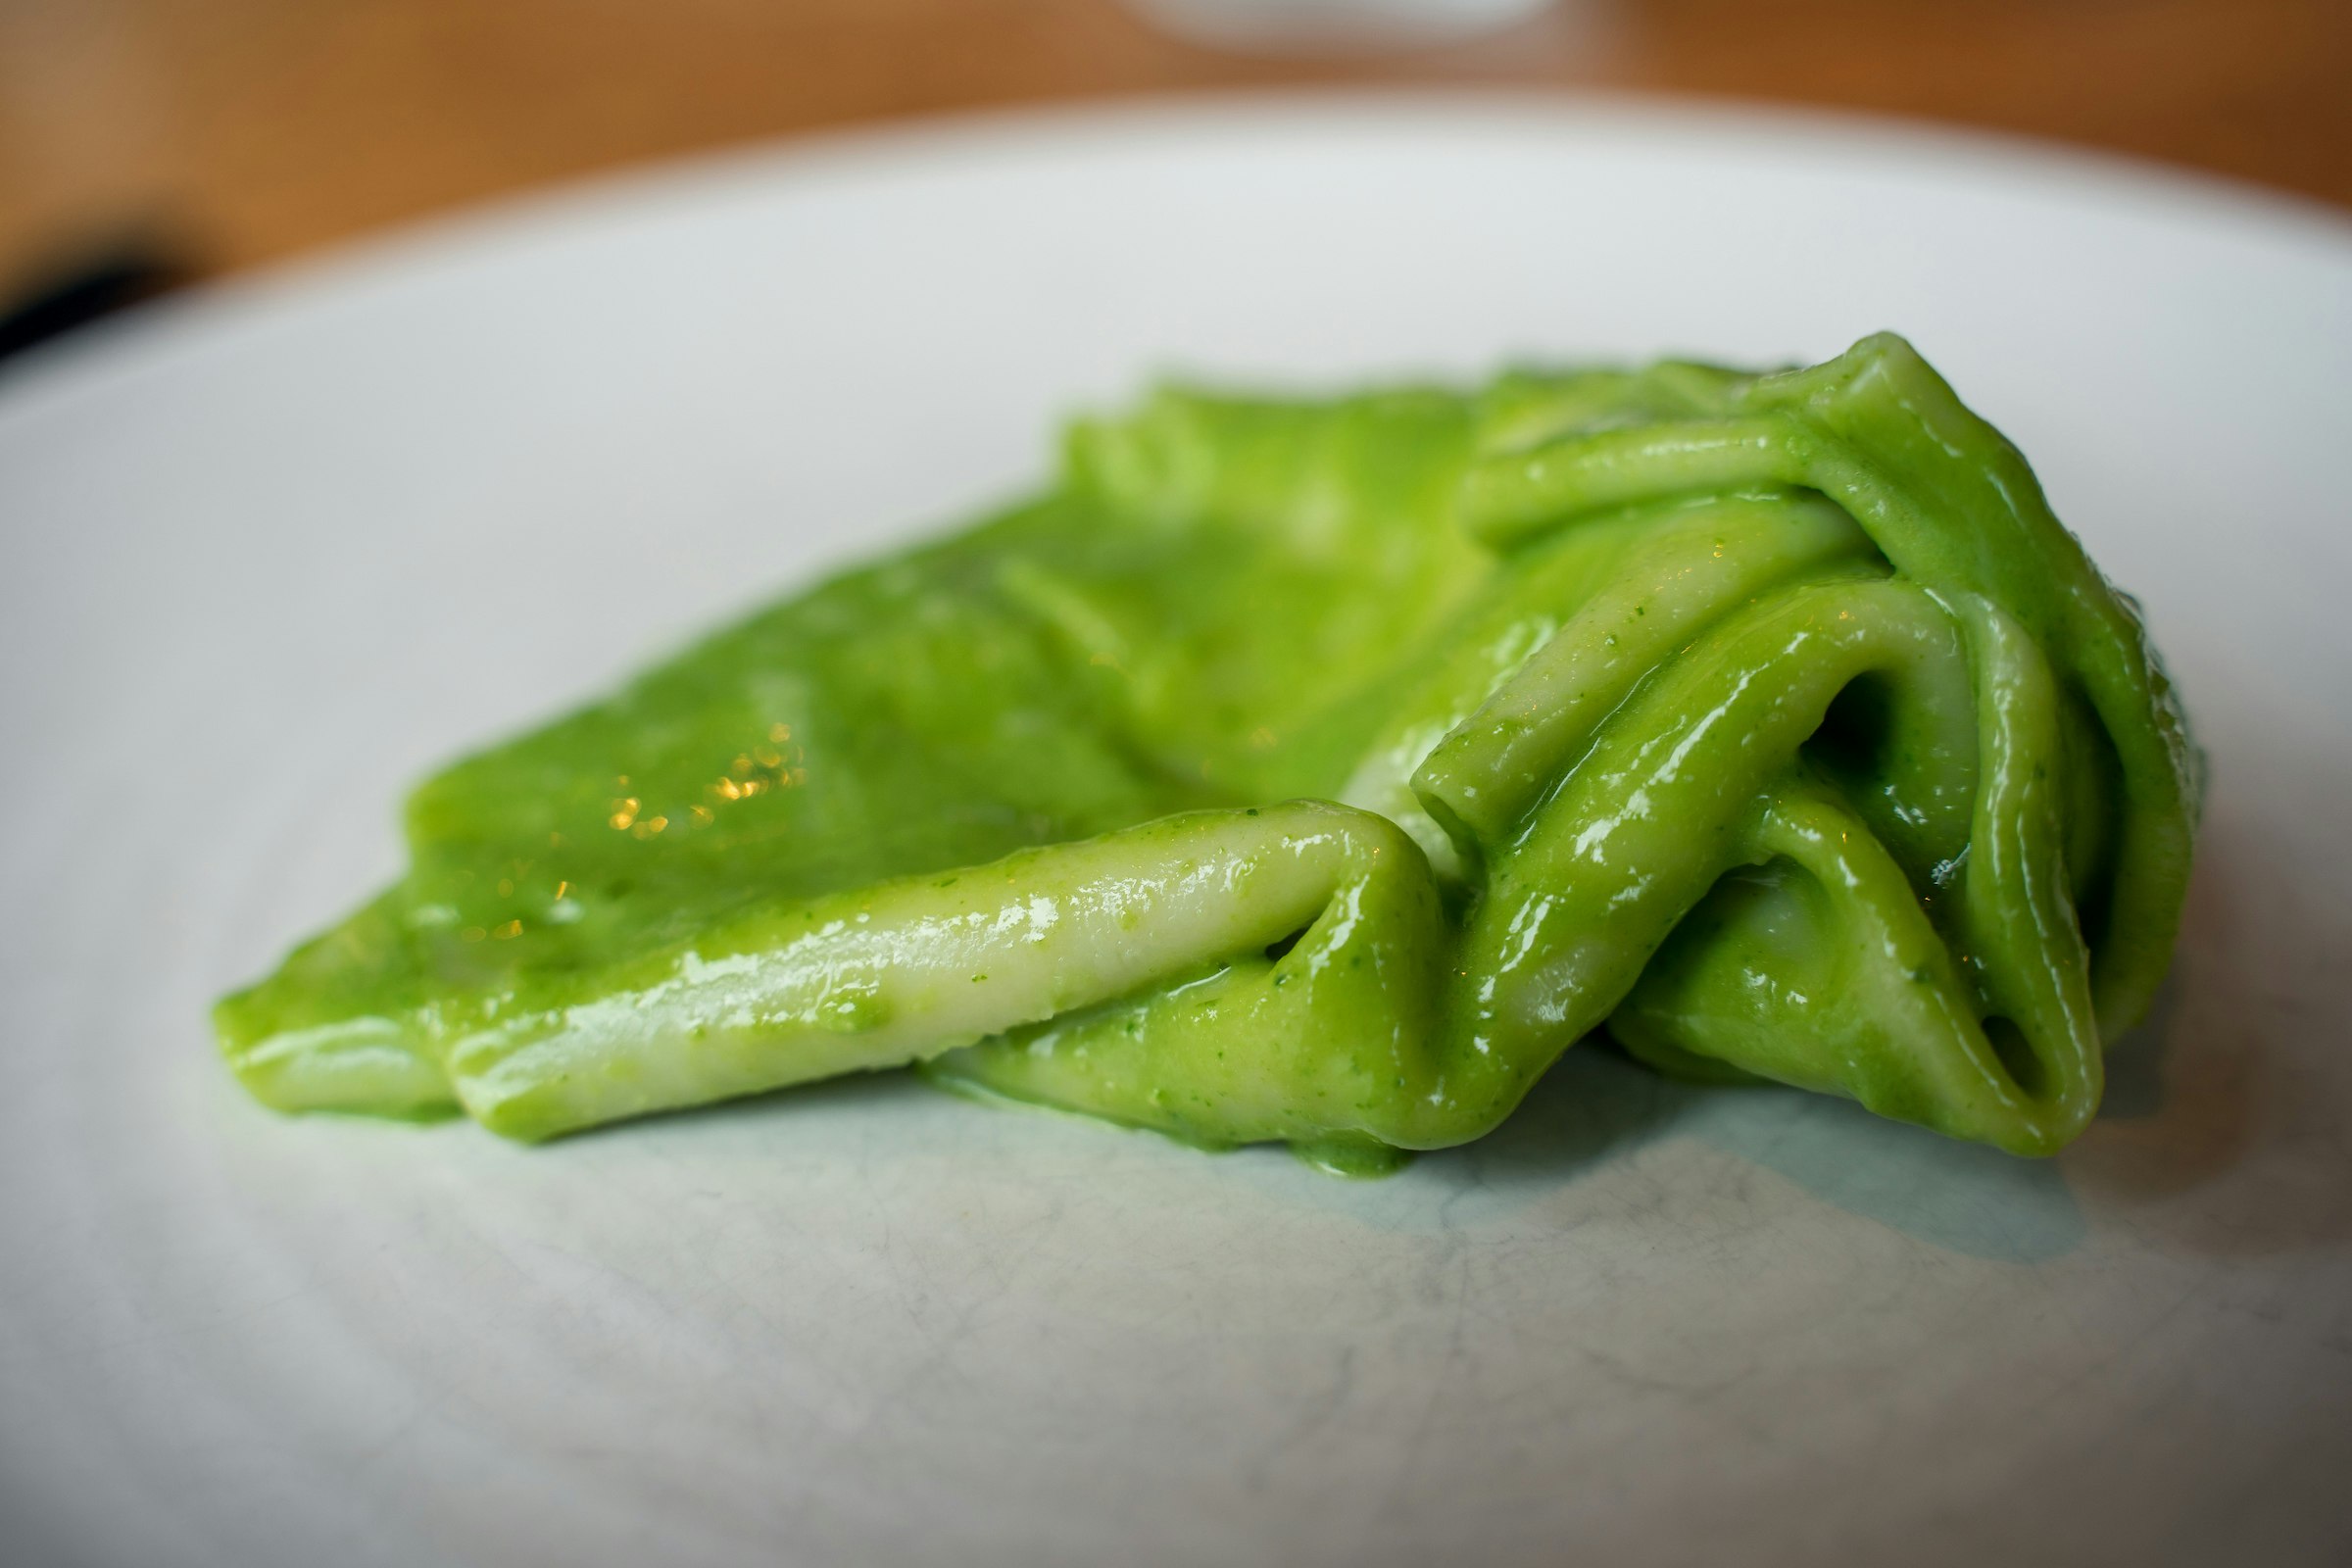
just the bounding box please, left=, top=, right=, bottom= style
left=3, top=96, right=2348, bottom=1567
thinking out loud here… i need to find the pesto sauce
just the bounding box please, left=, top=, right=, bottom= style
left=216, top=335, right=2197, bottom=1164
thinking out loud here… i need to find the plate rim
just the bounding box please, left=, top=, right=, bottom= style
left=4, top=86, right=2349, bottom=424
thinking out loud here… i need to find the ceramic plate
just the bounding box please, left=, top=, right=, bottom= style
left=3, top=97, right=2348, bottom=1567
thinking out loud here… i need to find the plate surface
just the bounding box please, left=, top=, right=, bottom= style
left=3, top=97, right=2348, bottom=1567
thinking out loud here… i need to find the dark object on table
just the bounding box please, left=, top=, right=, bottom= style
left=0, top=235, right=201, bottom=366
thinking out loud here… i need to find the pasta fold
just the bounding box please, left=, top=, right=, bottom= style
left=216, top=335, right=2197, bottom=1162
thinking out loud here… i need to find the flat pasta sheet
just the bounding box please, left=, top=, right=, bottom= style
left=217, top=335, right=2197, bottom=1165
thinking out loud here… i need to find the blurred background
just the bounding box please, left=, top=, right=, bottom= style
left=3, top=0, right=2348, bottom=354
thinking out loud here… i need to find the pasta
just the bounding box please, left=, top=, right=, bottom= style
left=215, top=334, right=2198, bottom=1170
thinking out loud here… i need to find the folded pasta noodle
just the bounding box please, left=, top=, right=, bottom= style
left=216, top=334, right=2199, bottom=1169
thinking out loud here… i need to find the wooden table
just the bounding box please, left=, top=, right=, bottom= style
left=3, top=0, right=2347, bottom=293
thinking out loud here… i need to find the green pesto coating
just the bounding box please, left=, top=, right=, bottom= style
left=215, top=334, right=2198, bottom=1162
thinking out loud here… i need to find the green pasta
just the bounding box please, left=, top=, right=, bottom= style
left=215, top=334, right=2198, bottom=1169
